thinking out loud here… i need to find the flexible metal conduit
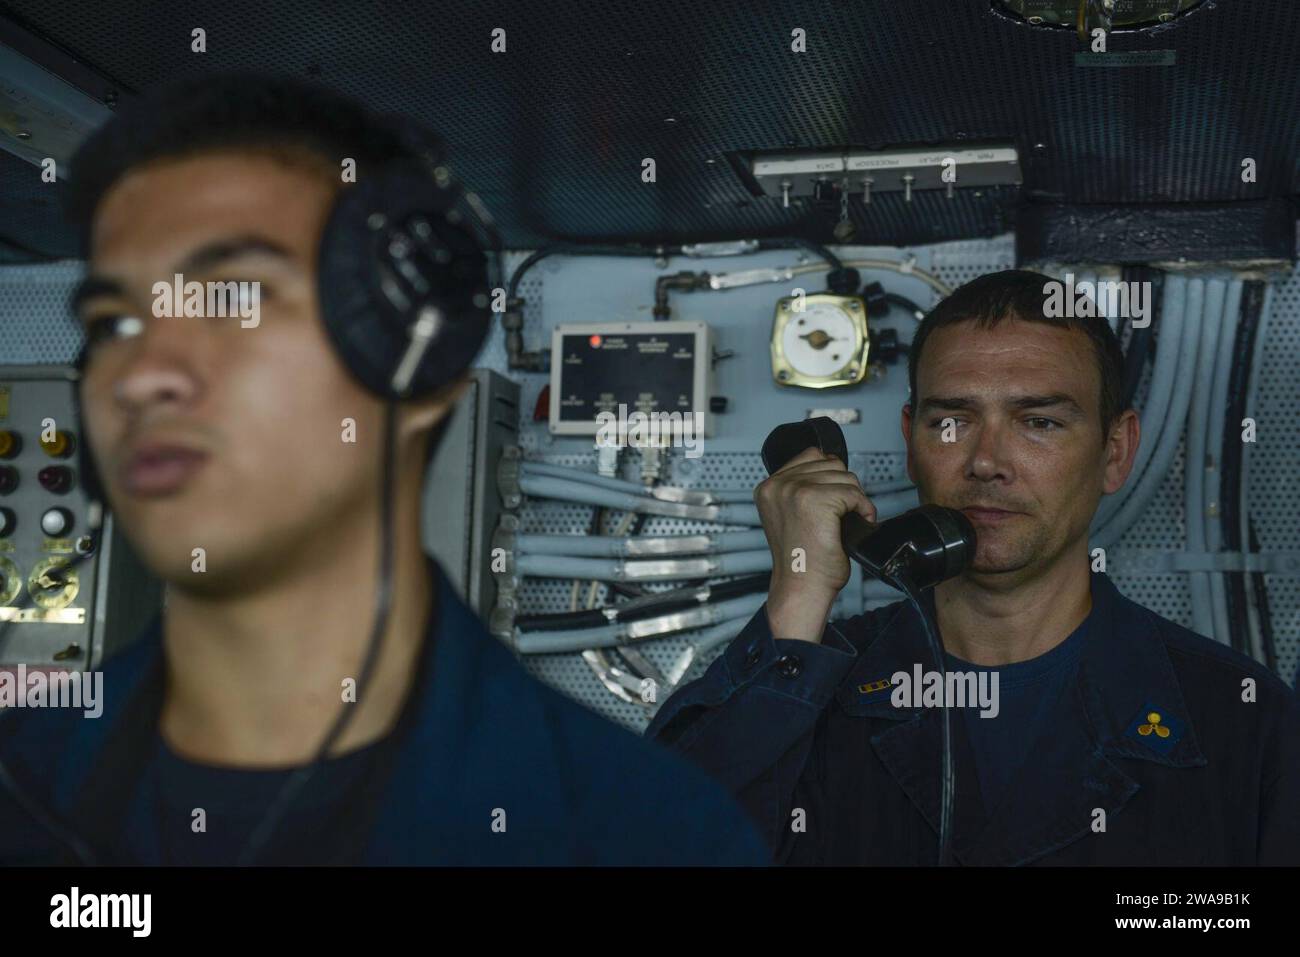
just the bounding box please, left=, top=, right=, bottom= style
left=515, top=489, right=920, bottom=564
left=519, top=474, right=921, bottom=528
left=516, top=529, right=769, bottom=558
left=516, top=592, right=768, bottom=654
left=1203, top=279, right=1243, bottom=646
left=515, top=549, right=774, bottom=581
left=520, top=461, right=916, bottom=504
left=1091, top=277, right=1206, bottom=549
left=1238, top=284, right=1275, bottom=660
left=1185, top=278, right=1229, bottom=642
left=518, top=474, right=762, bottom=524
left=1091, top=275, right=1188, bottom=533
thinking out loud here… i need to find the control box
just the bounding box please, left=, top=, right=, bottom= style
left=548, top=321, right=713, bottom=439
left=0, top=365, right=161, bottom=671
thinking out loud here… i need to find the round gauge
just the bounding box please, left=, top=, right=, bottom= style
left=28, top=556, right=79, bottom=610
left=781, top=301, right=862, bottom=379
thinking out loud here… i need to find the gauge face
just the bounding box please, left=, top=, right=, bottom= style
left=781, top=301, right=861, bottom=379
left=994, top=0, right=1206, bottom=29
left=28, top=556, right=78, bottom=610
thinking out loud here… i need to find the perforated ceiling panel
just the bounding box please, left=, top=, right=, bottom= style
left=1, top=0, right=1297, bottom=259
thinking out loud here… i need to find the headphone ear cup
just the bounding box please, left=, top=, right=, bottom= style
left=317, top=166, right=491, bottom=400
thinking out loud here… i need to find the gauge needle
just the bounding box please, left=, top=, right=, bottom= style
left=799, top=329, right=839, bottom=349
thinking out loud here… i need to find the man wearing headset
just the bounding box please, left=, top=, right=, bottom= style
left=647, top=270, right=1300, bottom=865
left=0, top=72, right=768, bottom=866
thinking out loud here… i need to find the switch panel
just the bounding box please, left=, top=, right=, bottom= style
left=0, top=365, right=161, bottom=670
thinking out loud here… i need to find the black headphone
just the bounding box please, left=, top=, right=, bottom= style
left=75, top=115, right=500, bottom=516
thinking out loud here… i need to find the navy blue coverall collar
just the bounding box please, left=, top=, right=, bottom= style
left=830, top=571, right=1208, bottom=866
left=21, top=556, right=576, bottom=864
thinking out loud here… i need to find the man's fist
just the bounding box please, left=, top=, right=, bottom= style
left=753, top=447, right=877, bottom=641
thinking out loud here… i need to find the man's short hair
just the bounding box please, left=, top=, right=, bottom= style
left=64, top=71, right=455, bottom=475
left=906, top=269, right=1128, bottom=443
left=64, top=71, right=421, bottom=257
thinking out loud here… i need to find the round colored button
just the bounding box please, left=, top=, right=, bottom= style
left=40, top=430, right=75, bottom=458
left=41, top=507, right=74, bottom=537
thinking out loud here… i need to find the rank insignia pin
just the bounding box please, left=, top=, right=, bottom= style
left=1124, top=702, right=1185, bottom=755
left=1138, top=712, right=1170, bottom=738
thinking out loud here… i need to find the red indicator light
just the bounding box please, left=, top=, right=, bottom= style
left=588, top=335, right=602, bottom=348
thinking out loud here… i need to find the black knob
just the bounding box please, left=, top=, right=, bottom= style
left=870, top=327, right=902, bottom=364
left=709, top=396, right=728, bottom=414
left=826, top=267, right=861, bottom=296
left=0, top=466, right=17, bottom=495
left=862, top=281, right=889, bottom=317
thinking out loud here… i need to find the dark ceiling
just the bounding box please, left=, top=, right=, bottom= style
left=1, top=0, right=1297, bottom=263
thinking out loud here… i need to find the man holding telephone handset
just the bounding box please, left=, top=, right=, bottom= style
left=647, top=269, right=1300, bottom=865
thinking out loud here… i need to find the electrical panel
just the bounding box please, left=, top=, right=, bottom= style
left=0, top=365, right=161, bottom=670
left=548, top=321, right=713, bottom=438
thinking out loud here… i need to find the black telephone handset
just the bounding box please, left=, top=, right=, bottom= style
left=760, top=417, right=977, bottom=591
